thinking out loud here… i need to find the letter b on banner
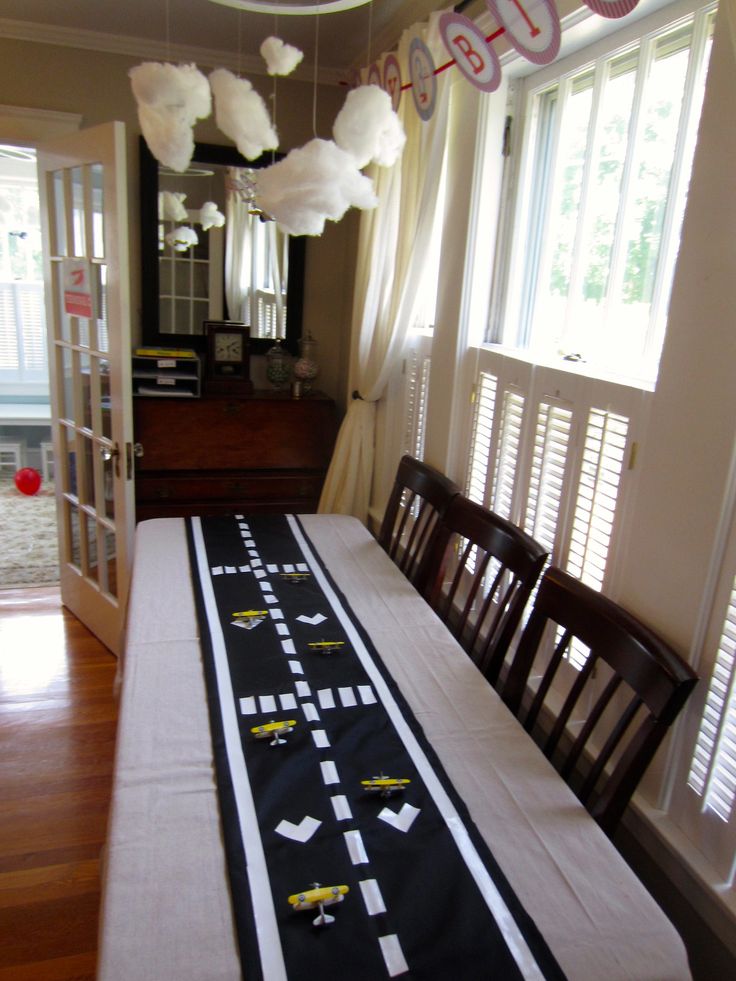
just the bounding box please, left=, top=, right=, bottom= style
left=439, top=13, right=501, bottom=93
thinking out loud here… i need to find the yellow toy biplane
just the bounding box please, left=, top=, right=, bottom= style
left=361, top=775, right=411, bottom=798
left=230, top=609, right=268, bottom=630
left=288, top=883, right=349, bottom=927
left=307, top=640, right=345, bottom=655
left=250, top=719, right=296, bottom=746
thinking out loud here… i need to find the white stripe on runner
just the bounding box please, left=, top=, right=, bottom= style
left=378, top=934, right=409, bottom=977
left=287, top=515, right=544, bottom=981
left=190, top=517, right=287, bottom=981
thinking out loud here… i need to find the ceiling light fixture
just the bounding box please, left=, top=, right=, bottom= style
left=208, top=0, right=373, bottom=14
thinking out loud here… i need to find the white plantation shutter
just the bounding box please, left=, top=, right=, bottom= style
left=467, top=372, right=497, bottom=505
left=525, top=399, right=574, bottom=557
left=689, top=580, right=736, bottom=823
left=0, top=280, right=46, bottom=379
left=402, top=349, right=431, bottom=461
left=567, top=409, right=629, bottom=590
left=492, top=389, right=525, bottom=520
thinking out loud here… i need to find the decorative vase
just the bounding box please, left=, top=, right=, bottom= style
left=266, top=339, right=291, bottom=390
left=293, top=333, right=319, bottom=392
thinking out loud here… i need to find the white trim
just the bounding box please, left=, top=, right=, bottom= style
left=0, top=17, right=343, bottom=85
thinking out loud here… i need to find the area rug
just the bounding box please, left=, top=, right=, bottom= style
left=0, top=477, right=60, bottom=588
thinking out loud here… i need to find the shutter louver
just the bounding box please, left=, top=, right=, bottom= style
left=492, top=389, right=525, bottom=521
left=467, top=372, right=497, bottom=505
left=567, top=408, right=628, bottom=590
left=526, top=400, right=574, bottom=554
left=689, top=581, right=736, bottom=822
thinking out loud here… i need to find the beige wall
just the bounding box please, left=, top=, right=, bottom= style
left=0, top=36, right=357, bottom=412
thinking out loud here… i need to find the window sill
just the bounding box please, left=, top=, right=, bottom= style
left=481, top=343, right=657, bottom=393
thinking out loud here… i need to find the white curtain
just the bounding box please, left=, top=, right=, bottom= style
left=225, top=167, right=252, bottom=323
left=225, top=168, right=287, bottom=336
left=318, top=16, right=451, bottom=520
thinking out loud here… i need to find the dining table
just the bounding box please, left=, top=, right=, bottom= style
left=97, top=513, right=692, bottom=980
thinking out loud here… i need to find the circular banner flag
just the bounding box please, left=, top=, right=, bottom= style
left=383, top=53, right=402, bottom=112
left=439, top=12, right=501, bottom=93
left=367, top=62, right=382, bottom=88
left=485, top=0, right=561, bottom=66
left=582, top=0, right=640, bottom=17
left=409, top=36, right=437, bottom=121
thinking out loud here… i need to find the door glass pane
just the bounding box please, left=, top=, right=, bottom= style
left=71, top=166, right=85, bottom=256
left=97, top=264, right=109, bottom=353
left=80, top=351, right=92, bottom=430
left=81, top=434, right=95, bottom=507
left=67, top=501, right=81, bottom=570
left=56, top=275, right=75, bottom=344
left=91, top=163, right=105, bottom=259
left=60, top=345, right=74, bottom=421
left=101, top=526, right=118, bottom=599
left=103, top=451, right=115, bottom=520
left=78, top=314, right=90, bottom=349
left=100, top=359, right=112, bottom=439
left=52, top=171, right=68, bottom=257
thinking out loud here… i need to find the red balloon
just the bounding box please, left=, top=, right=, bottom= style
left=14, top=467, right=42, bottom=496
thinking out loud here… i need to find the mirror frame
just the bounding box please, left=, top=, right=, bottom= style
left=139, top=137, right=305, bottom=355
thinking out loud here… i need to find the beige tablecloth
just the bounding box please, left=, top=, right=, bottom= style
left=99, top=515, right=691, bottom=980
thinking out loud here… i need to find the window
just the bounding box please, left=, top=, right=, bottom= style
left=495, top=2, right=715, bottom=384
left=0, top=145, right=47, bottom=393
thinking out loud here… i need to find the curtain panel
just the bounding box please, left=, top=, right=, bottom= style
left=318, top=14, right=451, bottom=521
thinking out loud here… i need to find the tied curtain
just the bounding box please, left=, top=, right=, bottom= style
left=318, top=16, right=451, bottom=521
left=225, top=167, right=287, bottom=337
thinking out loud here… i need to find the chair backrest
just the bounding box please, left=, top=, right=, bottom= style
left=501, top=566, right=698, bottom=836
left=423, top=496, right=548, bottom=685
left=377, top=455, right=461, bottom=592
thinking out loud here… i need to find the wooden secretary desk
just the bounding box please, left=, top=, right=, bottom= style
left=133, top=392, right=339, bottom=520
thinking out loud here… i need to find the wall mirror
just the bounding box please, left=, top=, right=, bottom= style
left=139, top=138, right=305, bottom=355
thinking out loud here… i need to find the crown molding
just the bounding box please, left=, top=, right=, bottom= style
left=0, top=17, right=344, bottom=86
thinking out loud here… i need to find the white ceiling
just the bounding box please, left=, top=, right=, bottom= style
left=0, top=0, right=468, bottom=82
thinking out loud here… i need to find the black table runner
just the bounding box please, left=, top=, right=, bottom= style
left=186, top=513, right=566, bottom=981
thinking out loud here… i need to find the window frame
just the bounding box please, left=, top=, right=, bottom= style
left=487, top=0, right=716, bottom=388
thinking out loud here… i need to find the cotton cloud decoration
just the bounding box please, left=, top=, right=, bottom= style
left=333, top=85, right=406, bottom=169
left=255, top=138, right=378, bottom=236
left=164, top=225, right=199, bottom=252
left=130, top=62, right=211, bottom=173
left=158, top=190, right=188, bottom=222
left=260, top=36, right=304, bottom=76
left=198, top=201, right=226, bottom=230
left=209, top=68, right=279, bottom=161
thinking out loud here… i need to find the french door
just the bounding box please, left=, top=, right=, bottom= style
left=37, top=121, right=134, bottom=655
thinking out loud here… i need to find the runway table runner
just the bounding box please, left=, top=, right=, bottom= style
left=187, top=514, right=566, bottom=981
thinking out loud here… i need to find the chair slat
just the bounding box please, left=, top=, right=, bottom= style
left=502, top=566, right=698, bottom=835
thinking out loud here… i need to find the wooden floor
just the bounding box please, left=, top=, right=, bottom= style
left=0, top=586, right=118, bottom=981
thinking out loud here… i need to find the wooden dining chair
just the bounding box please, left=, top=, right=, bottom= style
left=500, top=566, right=698, bottom=836
left=422, top=496, right=548, bottom=685
left=377, top=455, right=461, bottom=593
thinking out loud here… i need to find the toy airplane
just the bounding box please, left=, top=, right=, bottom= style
left=361, top=775, right=411, bottom=798
left=288, top=883, right=349, bottom=927
left=250, top=719, right=296, bottom=746
left=279, top=571, right=310, bottom=583
left=230, top=609, right=268, bottom=630
left=307, top=640, right=345, bottom=654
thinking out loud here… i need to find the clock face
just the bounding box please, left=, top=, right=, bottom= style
left=215, top=332, right=243, bottom=362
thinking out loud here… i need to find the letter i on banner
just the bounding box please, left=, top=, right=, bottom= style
left=383, top=54, right=402, bottom=112
left=409, top=36, right=437, bottom=122
left=485, top=0, right=561, bottom=66
left=439, top=13, right=501, bottom=93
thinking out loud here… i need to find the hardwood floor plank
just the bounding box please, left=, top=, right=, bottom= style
left=0, top=588, right=117, bottom=978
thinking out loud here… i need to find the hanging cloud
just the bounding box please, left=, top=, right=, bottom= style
left=164, top=225, right=199, bottom=252
left=255, top=138, right=378, bottom=236
left=130, top=62, right=211, bottom=172
left=260, top=36, right=303, bottom=76
left=198, top=201, right=226, bottom=230
left=209, top=68, right=279, bottom=161
left=333, top=85, right=406, bottom=170
left=158, top=190, right=188, bottom=222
